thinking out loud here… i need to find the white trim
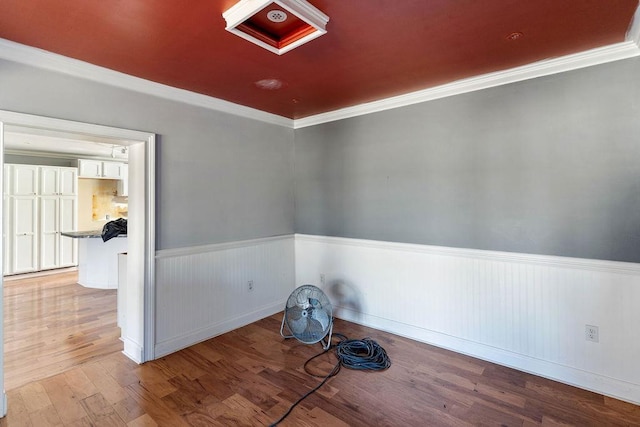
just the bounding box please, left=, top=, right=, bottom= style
left=155, top=234, right=295, bottom=258
left=0, top=110, right=152, bottom=142
left=295, top=233, right=640, bottom=275
left=2, top=33, right=639, bottom=130
left=122, top=337, right=144, bottom=364
left=0, top=121, right=5, bottom=418
left=223, top=0, right=329, bottom=55
left=154, top=301, right=283, bottom=358
left=294, top=41, right=640, bottom=128
left=0, top=392, right=6, bottom=418
left=0, top=110, right=156, bottom=365
left=0, top=38, right=292, bottom=128
left=627, top=3, right=640, bottom=46
left=143, top=134, right=156, bottom=362
left=336, top=307, right=640, bottom=406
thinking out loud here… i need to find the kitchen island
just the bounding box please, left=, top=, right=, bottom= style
left=61, top=230, right=127, bottom=289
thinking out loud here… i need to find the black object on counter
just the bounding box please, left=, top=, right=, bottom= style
left=102, top=218, right=127, bottom=242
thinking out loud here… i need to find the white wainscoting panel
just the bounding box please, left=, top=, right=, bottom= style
left=295, top=234, right=640, bottom=404
left=155, top=235, right=295, bottom=357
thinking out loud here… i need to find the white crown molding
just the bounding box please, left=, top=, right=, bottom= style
left=294, top=41, right=640, bottom=128
left=223, top=0, right=329, bottom=55
left=2, top=35, right=639, bottom=131
left=0, top=38, right=293, bottom=128
left=627, top=3, right=640, bottom=46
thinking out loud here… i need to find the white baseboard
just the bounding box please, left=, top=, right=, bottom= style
left=122, top=338, right=144, bottom=364
left=336, top=307, right=640, bottom=405
left=154, top=301, right=283, bottom=358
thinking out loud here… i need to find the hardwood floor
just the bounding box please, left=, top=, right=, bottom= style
left=2, top=272, right=640, bottom=426
left=3, top=270, right=122, bottom=391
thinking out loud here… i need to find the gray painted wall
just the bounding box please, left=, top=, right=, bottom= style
left=3, top=56, right=639, bottom=261
left=0, top=59, right=295, bottom=250
left=294, top=58, right=640, bottom=262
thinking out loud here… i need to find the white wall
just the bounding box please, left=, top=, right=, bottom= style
left=295, top=234, right=640, bottom=404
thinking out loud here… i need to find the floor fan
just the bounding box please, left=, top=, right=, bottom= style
left=280, top=284, right=333, bottom=350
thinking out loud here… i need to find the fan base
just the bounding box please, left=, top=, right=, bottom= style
left=280, top=313, right=333, bottom=350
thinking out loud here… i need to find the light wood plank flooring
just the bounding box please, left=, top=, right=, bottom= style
left=2, top=271, right=640, bottom=426
left=3, top=270, right=122, bottom=391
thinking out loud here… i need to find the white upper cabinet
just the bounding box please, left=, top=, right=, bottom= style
left=59, top=168, right=78, bottom=195
left=9, top=164, right=39, bottom=196
left=39, top=166, right=78, bottom=196
left=77, top=159, right=126, bottom=179
left=77, top=159, right=102, bottom=178
left=117, top=164, right=129, bottom=196
left=102, top=161, right=125, bottom=179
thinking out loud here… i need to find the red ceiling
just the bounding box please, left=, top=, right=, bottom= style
left=0, top=0, right=637, bottom=119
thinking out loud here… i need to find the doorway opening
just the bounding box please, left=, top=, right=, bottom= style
left=0, top=110, right=156, bottom=416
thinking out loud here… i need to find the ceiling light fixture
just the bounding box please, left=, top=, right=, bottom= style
left=223, top=0, right=329, bottom=55
left=267, top=10, right=288, bottom=23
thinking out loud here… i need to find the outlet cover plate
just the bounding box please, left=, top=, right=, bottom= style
left=585, top=325, right=599, bottom=342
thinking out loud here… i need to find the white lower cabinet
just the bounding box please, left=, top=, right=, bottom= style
left=39, top=196, right=77, bottom=271
left=3, top=164, right=78, bottom=275
left=10, top=195, right=39, bottom=274
left=59, top=196, right=78, bottom=267
left=39, top=196, right=59, bottom=270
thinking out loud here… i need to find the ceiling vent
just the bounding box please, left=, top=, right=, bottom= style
left=223, top=0, right=329, bottom=55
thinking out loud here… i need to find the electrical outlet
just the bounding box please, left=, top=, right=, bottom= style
left=320, top=274, right=325, bottom=285
left=248, top=280, right=254, bottom=291
left=585, top=325, right=599, bottom=342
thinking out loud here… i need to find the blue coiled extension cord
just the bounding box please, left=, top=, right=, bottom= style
left=269, top=333, right=391, bottom=426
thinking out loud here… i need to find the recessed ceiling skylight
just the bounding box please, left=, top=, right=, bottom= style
left=223, top=0, right=329, bottom=55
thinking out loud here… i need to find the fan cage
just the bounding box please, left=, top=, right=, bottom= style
left=281, top=284, right=333, bottom=349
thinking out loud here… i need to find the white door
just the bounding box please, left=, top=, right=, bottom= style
left=11, top=195, right=38, bottom=274
left=59, top=196, right=77, bottom=267
left=39, top=196, right=59, bottom=270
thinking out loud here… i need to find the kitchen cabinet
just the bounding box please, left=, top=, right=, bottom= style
left=77, top=159, right=125, bottom=179
left=58, top=196, right=78, bottom=267
left=77, top=159, right=102, bottom=178
left=10, top=196, right=39, bottom=274
left=102, top=161, right=125, bottom=179
left=61, top=230, right=127, bottom=289
left=4, top=164, right=39, bottom=274
left=117, top=164, right=129, bottom=196
left=9, top=164, right=38, bottom=196
left=39, top=195, right=78, bottom=270
left=40, top=166, right=77, bottom=196
left=3, top=164, right=78, bottom=275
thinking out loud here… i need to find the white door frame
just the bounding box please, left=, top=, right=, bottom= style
left=0, top=110, right=156, bottom=416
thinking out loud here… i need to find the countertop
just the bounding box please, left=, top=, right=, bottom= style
left=61, top=230, right=127, bottom=239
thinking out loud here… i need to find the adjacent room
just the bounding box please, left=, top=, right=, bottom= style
left=1, top=0, right=640, bottom=425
